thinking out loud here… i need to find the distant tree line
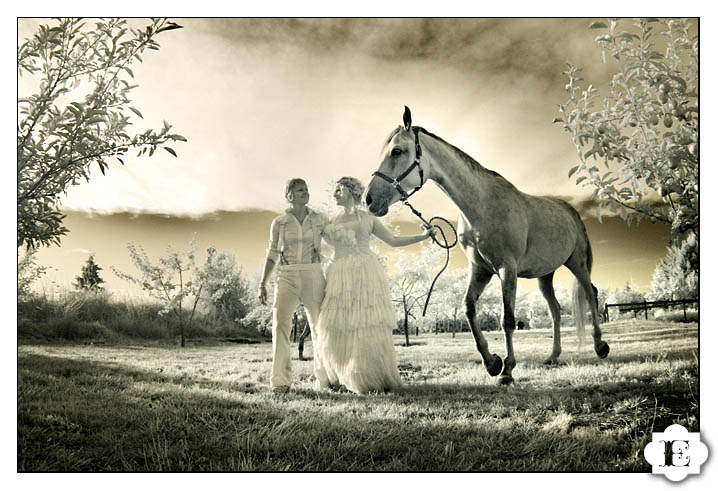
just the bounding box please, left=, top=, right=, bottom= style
left=18, top=227, right=697, bottom=346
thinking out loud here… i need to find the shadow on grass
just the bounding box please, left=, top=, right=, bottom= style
left=18, top=347, right=698, bottom=472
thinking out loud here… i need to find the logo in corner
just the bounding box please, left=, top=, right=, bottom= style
left=644, top=424, right=708, bottom=482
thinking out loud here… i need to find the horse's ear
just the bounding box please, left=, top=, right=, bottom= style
left=403, top=106, right=412, bottom=130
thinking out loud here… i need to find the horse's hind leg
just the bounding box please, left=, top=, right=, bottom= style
left=538, top=272, right=562, bottom=365
left=464, top=263, right=503, bottom=378
left=566, top=261, right=610, bottom=359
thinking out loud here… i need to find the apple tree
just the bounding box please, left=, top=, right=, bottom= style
left=18, top=18, right=186, bottom=250
left=556, top=18, right=697, bottom=244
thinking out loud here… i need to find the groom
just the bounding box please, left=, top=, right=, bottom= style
left=257, top=178, right=329, bottom=393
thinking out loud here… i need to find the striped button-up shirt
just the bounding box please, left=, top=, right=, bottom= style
left=265, top=208, right=328, bottom=265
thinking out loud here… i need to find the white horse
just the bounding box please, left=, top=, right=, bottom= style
left=365, top=107, right=609, bottom=385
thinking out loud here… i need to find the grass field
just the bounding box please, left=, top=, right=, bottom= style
left=17, top=320, right=698, bottom=471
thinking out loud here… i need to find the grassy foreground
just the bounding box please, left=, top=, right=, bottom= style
left=18, top=320, right=698, bottom=471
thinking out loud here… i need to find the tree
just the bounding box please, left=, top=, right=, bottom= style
left=556, top=18, right=698, bottom=243
left=609, top=281, right=645, bottom=304
left=648, top=232, right=698, bottom=301
left=17, top=18, right=186, bottom=249
left=195, top=246, right=250, bottom=324
left=74, top=254, right=104, bottom=291
left=424, top=268, right=466, bottom=337
left=113, top=235, right=202, bottom=347
left=389, top=247, right=435, bottom=346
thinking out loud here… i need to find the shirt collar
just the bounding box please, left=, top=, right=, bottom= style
left=284, top=206, right=317, bottom=216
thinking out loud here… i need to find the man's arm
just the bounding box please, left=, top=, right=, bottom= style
left=258, top=218, right=281, bottom=305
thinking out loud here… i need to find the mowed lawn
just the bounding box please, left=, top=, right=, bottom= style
left=18, top=320, right=698, bottom=471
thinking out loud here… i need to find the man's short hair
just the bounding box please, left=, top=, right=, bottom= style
left=285, top=178, right=307, bottom=201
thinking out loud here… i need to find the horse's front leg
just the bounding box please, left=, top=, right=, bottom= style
left=498, top=265, right=518, bottom=385
left=464, top=263, right=503, bottom=377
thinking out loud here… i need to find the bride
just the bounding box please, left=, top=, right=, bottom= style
left=314, top=176, right=435, bottom=394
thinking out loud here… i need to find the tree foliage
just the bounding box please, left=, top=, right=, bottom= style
left=74, top=254, right=104, bottom=291
left=195, top=246, right=251, bottom=323
left=17, top=18, right=186, bottom=249
left=244, top=270, right=277, bottom=336
left=556, top=18, right=698, bottom=242
left=648, top=232, right=698, bottom=301
left=526, top=285, right=568, bottom=330
left=608, top=281, right=646, bottom=305
left=18, top=247, right=48, bottom=300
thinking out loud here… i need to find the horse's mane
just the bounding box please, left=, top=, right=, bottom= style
left=414, top=127, right=507, bottom=182
left=383, top=125, right=508, bottom=183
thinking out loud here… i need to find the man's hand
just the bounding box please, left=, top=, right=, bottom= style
left=258, top=284, right=268, bottom=305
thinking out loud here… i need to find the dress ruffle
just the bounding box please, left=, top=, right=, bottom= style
left=315, top=213, right=402, bottom=394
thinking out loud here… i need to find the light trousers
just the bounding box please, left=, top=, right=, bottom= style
left=271, top=263, right=329, bottom=389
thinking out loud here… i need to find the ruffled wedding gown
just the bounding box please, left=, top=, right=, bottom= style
left=315, top=210, right=402, bottom=394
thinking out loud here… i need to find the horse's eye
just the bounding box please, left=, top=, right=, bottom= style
left=391, top=148, right=402, bottom=156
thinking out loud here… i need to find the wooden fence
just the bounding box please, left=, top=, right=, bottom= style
left=603, top=298, right=698, bottom=323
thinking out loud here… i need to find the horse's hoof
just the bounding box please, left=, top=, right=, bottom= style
left=595, top=341, right=610, bottom=359
left=543, top=357, right=560, bottom=365
left=498, top=374, right=514, bottom=386
left=486, top=354, right=503, bottom=377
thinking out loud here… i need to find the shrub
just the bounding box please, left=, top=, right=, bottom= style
left=49, top=319, right=107, bottom=340
left=112, top=317, right=168, bottom=340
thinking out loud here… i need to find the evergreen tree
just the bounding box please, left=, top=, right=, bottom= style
left=74, top=255, right=105, bottom=291
left=648, top=232, right=698, bottom=301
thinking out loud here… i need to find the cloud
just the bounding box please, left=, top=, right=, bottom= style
left=25, top=18, right=645, bottom=216
left=67, top=248, right=92, bottom=255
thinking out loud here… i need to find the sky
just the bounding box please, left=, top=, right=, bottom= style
left=19, top=17, right=622, bottom=217
left=14, top=16, right=700, bottom=296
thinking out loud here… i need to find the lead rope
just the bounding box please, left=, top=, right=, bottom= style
left=401, top=199, right=458, bottom=316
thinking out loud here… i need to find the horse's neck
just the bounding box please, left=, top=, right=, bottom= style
left=422, top=133, right=495, bottom=221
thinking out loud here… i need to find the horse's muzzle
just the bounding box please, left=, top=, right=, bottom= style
left=365, top=193, right=388, bottom=216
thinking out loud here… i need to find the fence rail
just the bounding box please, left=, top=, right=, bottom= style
left=603, top=298, right=698, bottom=322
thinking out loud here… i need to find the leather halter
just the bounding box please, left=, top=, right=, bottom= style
left=372, top=127, right=425, bottom=201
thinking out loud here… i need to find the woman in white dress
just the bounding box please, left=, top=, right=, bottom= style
left=315, top=176, right=435, bottom=394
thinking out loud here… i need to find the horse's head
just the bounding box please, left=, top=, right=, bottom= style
left=365, top=106, right=426, bottom=217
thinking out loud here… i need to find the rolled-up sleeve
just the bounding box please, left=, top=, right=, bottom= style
left=265, top=217, right=281, bottom=263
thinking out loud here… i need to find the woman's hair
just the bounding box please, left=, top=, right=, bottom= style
left=284, top=177, right=307, bottom=201
left=337, top=176, right=365, bottom=208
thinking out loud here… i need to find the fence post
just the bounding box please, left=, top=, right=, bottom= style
left=683, top=301, right=687, bottom=322
left=644, top=301, right=648, bottom=320
left=604, top=304, right=609, bottom=323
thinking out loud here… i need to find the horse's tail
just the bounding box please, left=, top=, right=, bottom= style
left=572, top=230, right=595, bottom=348
left=573, top=280, right=587, bottom=348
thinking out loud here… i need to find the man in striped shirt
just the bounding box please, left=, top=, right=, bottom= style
left=258, top=178, right=329, bottom=393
